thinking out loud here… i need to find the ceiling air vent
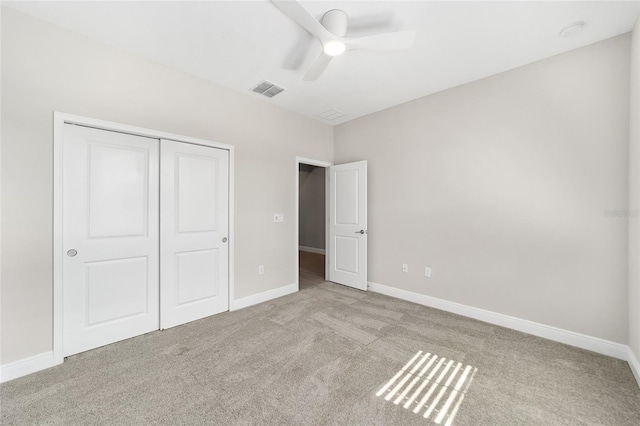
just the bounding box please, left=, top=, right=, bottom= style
left=318, top=109, right=345, bottom=121
left=251, top=80, right=285, bottom=98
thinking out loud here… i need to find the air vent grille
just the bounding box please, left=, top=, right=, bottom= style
left=318, top=109, right=345, bottom=121
left=251, top=80, right=285, bottom=98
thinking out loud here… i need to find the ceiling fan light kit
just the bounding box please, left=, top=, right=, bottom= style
left=323, top=40, right=346, bottom=56
left=273, top=0, right=415, bottom=81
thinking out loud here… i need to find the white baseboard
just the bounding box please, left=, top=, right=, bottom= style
left=299, top=246, right=325, bottom=255
left=231, top=283, right=297, bottom=311
left=0, top=351, right=59, bottom=383
left=627, top=347, right=640, bottom=388
left=368, top=281, right=629, bottom=361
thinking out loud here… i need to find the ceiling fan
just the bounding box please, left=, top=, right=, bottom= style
left=273, top=0, right=416, bottom=81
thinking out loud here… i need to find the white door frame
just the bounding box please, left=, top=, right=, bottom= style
left=295, top=157, right=331, bottom=289
left=53, top=111, right=235, bottom=365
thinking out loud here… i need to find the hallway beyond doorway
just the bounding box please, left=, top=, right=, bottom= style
left=299, top=250, right=325, bottom=290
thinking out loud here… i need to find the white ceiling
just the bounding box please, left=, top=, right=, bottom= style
left=5, top=1, right=639, bottom=125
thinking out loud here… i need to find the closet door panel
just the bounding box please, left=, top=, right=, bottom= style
left=160, top=139, right=229, bottom=329
left=62, top=124, right=160, bottom=356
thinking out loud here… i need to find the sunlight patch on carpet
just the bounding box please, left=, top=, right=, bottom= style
left=376, top=351, right=477, bottom=425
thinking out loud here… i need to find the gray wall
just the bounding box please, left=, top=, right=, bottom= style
left=0, top=8, right=333, bottom=364
left=335, top=35, right=631, bottom=343
left=629, top=18, right=640, bottom=360
left=299, top=165, right=325, bottom=251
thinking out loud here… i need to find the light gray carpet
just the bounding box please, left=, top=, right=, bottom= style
left=2, top=265, right=640, bottom=425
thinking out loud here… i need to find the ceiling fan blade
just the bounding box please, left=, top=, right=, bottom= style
left=303, top=52, right=333, bottom=81
left=344, top=30, right=416, bottom=51
left=272, top=0, right=335, bottom=45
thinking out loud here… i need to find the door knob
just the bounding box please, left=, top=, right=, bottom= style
left=222, top=237, right=228, bottom=243
left=67, top=249, right=78, bottom=257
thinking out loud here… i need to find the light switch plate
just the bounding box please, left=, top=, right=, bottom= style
left=274, top=213, right=285, bottom=223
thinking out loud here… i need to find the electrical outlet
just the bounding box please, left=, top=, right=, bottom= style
left=425, top=267, right=432, bottom=278
left=258, top=265, right=264, bottom=275
left=402, top=264, right=408, bottom=273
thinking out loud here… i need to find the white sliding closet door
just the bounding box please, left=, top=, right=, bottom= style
left=62, top=124, right=160, bottom=356
left=160, top=139, right=229, bottom=329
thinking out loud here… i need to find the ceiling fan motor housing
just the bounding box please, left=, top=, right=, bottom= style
left=322, top=9, right=348, bottom=37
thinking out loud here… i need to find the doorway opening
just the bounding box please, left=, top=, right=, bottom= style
left=296, top=158, right=330, bottom=290
left=295, top=157, right=367, bottom=292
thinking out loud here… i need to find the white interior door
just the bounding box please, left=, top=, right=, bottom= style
left=329, top=161, right=367, bottom=290
left=62, top=124, right=160, bottom=356
left=160, top=139, right=229, bottom=329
